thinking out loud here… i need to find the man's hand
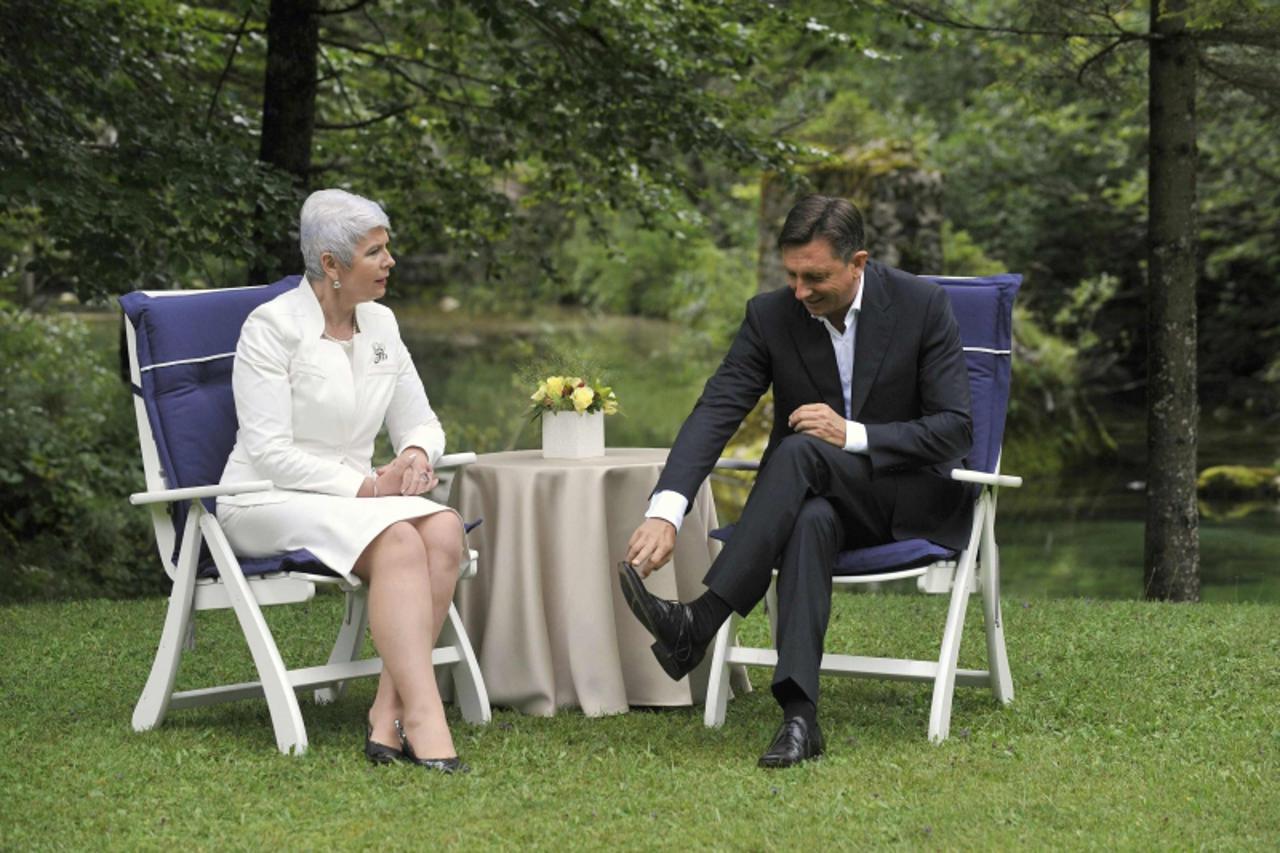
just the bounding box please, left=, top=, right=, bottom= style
left=626, top=518, right=677, bottom=578
left=788, top=403, right=847, bottom=448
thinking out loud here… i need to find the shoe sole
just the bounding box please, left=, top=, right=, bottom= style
left=618, top=563, right=696, bottom=682
left=757, top=752, right=823, bottom=769
left=365, top=747, right=406, bottom=766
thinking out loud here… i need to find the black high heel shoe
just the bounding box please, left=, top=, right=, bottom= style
left=364, top=721, right=407, bottom=765
left=395, top=720, right=469, bottom=774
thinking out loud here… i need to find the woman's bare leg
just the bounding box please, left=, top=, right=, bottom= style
left=413, top=512, right=465, bottom=644
left=365, top=668, right=402, bottom=749
left=354, top=521, right=455, bottom=759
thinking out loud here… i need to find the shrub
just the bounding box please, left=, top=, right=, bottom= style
left=0, top=310, right=163, bottom=601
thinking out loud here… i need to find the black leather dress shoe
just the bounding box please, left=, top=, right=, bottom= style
left=364, top=724, right=407, bottom=766
left=618, top=561, right=710, bottom=681
left=757, top=716, right=824, bottom=769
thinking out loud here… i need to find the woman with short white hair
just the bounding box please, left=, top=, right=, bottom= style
left=218, top=188, right=469, bottom=772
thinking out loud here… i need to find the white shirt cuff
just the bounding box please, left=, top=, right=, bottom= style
left=843, top=420, right=868, bottom=453
left=645, top=490, right=688, bottom=533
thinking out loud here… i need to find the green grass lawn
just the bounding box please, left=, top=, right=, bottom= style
left=1, top=593, right=1276, bottom=849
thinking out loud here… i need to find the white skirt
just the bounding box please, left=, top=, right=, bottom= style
left=216, top=492, right=460, bottom=579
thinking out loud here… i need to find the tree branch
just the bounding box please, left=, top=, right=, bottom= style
left=383, top=63, right=502, bottom=112
left=1198, top=55, right=1280, bottom=109
left=1194, top=26, right=1280, bottom=48
left=877, top=0, right=1144, bottom=41
left=1075, top=33, right=1142, bottom=83
left=194, top=21, right=264, bottom=37
left=318, top=36, right=510, bottom=89
left=317, top=0, right=376, bottom=16
left=203, top=7, right=253, bottom=135
left=315, top=103, right=411, bottom=130
left=318, top=45, right=360, bottom=116
left=359, top=2, right=390, bottom=44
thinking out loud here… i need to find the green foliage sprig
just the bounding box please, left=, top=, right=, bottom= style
left=0, top=310, right=159, bottom=602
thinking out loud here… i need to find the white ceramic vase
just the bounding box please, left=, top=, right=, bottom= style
left=541, top=410, right=605, bottom=459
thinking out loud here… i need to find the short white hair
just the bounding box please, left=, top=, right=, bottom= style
left=299, top=189, right=391, bottom=281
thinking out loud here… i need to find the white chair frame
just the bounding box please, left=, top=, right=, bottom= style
left=124, top=289, right=490, bottom=755
left=702, top=458, right=1022, bottom=743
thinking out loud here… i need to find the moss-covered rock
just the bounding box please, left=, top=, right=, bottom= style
left=1196, top=465, right=1280, bottom=500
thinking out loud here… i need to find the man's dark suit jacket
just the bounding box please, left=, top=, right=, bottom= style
left=654, top=260, right=976, bottom=550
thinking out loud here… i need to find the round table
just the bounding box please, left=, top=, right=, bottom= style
left=448, top=448, right=726, bottom=716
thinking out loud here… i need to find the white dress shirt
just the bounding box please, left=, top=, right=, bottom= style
left=647, top=274, right=869, bottom=532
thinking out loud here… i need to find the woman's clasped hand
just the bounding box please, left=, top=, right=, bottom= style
left=368, top=450, right=438, bottom=497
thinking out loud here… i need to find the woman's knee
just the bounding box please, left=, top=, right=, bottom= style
left=366, top=521, right=429, bottom=569
left=415, top=512, right=465, bottom=562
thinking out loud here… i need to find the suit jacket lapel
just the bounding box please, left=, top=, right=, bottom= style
left=850, top=263, right=896, bottom=420
left=786, top=298, right=844, bottom=413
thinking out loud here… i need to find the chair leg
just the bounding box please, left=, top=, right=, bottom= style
left=200, top=512, right=308, bottom=755
left=703, top=615, right=736, bottom=727
left=438, top=602, right=491, bottom=725
left=928, top=502, right=985, bottom=743
left=133, top=510, right=202, bottom=733
left=314, top=589, right=370, bottom=705
left=980, top=498, right=1014, bottom=704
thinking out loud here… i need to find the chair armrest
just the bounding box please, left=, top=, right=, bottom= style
left=437, top=452, right=477, bottom=469
left=714, top=457, right=761, bottom=471
left=129, top=480, right=274, bottom=506
left=713, top=457, right=1023, bottom=488
left=951, top=469, right=1023, bottom=488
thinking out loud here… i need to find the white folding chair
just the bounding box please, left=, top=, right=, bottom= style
left=121, top=278, right=490, bottom=755
left=703, top=274, right=1023, bottom=742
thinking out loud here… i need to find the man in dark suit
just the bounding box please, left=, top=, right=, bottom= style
left=620, top=195, right=973, bottom=768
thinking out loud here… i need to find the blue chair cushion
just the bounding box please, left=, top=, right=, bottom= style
left=199, top=548, right=331, bottom=580
left=121, top=278, right=300, bottom=501
left=924, top=275, right=1021, bottom=476
left=710, top=524, right=956, bottom=577
left=121, top=278, right=300, bottom=569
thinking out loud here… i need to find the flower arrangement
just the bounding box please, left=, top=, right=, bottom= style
left=528, top=375, right=619, bottom=419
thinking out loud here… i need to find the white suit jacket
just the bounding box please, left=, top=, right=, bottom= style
left=218, top=280, right=445, bottom=506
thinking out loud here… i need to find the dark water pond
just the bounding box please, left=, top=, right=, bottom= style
left=396, top=307, right=1279, bottom=603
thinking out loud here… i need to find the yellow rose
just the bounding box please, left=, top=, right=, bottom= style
left=545, top=376, right=566, bottom=398
left=571, top=386, right=595, bottom=412
left=603, top=399, right=619, bottom=415
left=530, top=383, right=548, bottom=402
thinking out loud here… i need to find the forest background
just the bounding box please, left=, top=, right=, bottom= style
left=1, top=0, right=1276, bottom=604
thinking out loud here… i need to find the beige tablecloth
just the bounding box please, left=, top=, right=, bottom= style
left=449, top=448, right=725, bottom=716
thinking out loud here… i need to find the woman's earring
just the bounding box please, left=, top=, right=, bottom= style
left=332, top=278, right=342, bottom=290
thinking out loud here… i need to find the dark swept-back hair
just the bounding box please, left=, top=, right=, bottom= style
left=776, top=195, right=865, bottom=261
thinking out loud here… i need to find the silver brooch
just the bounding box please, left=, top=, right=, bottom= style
left=372, top=342, right=387, bottom=364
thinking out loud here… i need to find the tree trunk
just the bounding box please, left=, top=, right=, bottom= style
left=1144, top=0, right=1200, bottom=601
left=252, top=0, right=318, bottom=283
